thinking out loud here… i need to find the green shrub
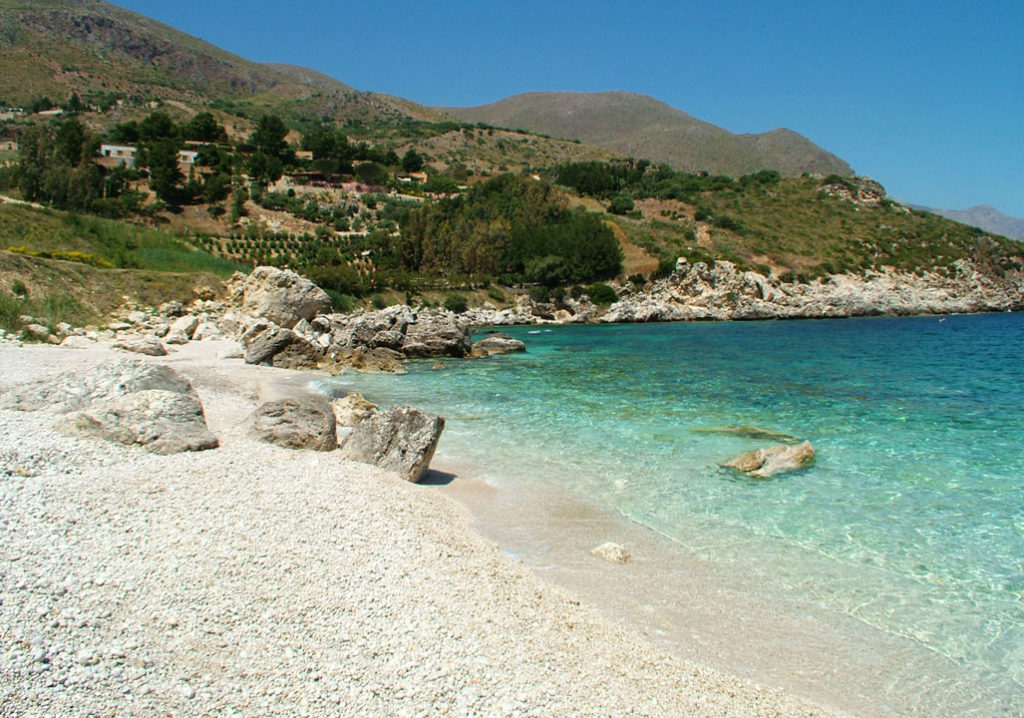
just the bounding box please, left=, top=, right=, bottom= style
left=628, top=273, right=647, bottom=286
left=651, top=257, right=677, bottom=279
left=444, top=293, right=468, bottom=313
left=608, top=195, right=635, bottom=215
left=486, top=285, right=505, bottom=302
left=371, top=294, right=387, bottom=310
left=11, top=279, right=27, bottom=298
left=528, top=285, right=550, bottom=303
left=325, top=289, right=357, bottom=313
left=586, top=282, right=619, bottom=305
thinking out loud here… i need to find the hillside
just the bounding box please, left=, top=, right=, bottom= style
left=0, top=0, right=444, bottom=127
left=442, top=91, right=853, bottom=178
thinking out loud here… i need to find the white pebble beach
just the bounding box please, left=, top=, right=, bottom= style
left=0, top=338, right=832, bottom=717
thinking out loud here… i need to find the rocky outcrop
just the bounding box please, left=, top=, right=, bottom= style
left=331, top=393, right=378, bottom=427
left=819, top=176, right=886, bottom=207
left=63, top=389, right=219, bottom=454
left=2, top=358, right=196, bottom=413
left=241, top=323, right=320, bottom=369
left=463, top=295, right=599, bottom=326
left=2, top=358, right=218, bottom=454
left=233, top=266, right=332, bottom=329
left=723, top=441, right=815, bottom=478
left=322, top=306, right=473, bottom=369
left=338, top=405, right=445, bottom=483
left=601, top=259, right=1024, bottom=323
left=471, top=333, right=527, bottom=357
left=327, top=346, right=407, bottom=374
left=250, top=396, right=337, bottom=451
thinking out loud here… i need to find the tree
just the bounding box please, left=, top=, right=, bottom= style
left=401, top=148, right=424, bottom=173
left=249, top=114, right=288, bottom=157
left=184, top=112, right=226, bottom=142
left=247, top=151, right=283, bottom=185
left=138, top=111, right=177, bottom=142
left=354, top=161, right=389, bottom=186
left=17, top=121, right=102, bottom=209
left=147, top=138, right=183, bottom=203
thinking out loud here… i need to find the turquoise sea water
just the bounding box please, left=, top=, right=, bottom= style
left=318, top=313, right=1024, bottom=707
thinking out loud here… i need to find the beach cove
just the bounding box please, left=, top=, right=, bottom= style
left=1, top=338, right=828, bottom=717
left=1, top=312, right=1022, bottom=715
left=322, top=313, right=1024, bottom=715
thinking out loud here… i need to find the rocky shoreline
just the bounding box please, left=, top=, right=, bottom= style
left=468, top=258, right=1024, bottom=326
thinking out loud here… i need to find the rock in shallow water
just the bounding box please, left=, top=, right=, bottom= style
left=723, top=441, right=815, bottom=478
left=471, top=333, right=527, bottom=357
left=591, top=542, right=631, bottom=564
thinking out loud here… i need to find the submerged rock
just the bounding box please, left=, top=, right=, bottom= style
left=692, top=425, right=799, bottom=442
left=723, top=441, right=816, bottom=478
left=338, top=405, right=444, bottom=483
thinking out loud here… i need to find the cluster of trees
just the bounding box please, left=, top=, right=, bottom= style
left=395, top=174, right=622, bottom=285
left=552, top=160, right=782, bottom=205
left=301, top=124, right=426, bottom=183
left=17, top=119, right=106, bottom=211
left=107, top=110, right=235, bottom=205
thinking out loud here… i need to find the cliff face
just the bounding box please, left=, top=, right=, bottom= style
left=601, top=259, right=1024, bottom=323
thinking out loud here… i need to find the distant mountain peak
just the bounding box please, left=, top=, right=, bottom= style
left=442, top=91, right=852, bottom=178
left=915, top=204, right=1024, bottom=240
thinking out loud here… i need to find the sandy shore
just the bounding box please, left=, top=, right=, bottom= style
left=0, top=338, right=838, bottom=717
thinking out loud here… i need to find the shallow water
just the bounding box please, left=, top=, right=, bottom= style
left=318, top=313, right=1024, bottom=712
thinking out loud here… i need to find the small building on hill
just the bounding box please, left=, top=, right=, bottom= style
left=98, top=144, right=137, bottom=169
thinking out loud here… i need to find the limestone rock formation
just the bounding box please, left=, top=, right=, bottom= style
left=250, top=395, right=337, bottom=451
left=164, top=314, right=199, bottom=345
left=237, top=266, right=333, bottom=329
left=723, top=441, right=816, bottom=478
left=2, top=358, right=196, bottom=413
left=400, top=309, right=472, bottom=358
left=471, top=333, right=527, bottom=356
left=600, top=258, right=1024, bottom=323
left=331, top=393, right=378, bottom=427
left=339, top=405, right=445, bottom=483
left=113, top=335, right=168, bottom=356
left=63, top=389, right=219, bottom=454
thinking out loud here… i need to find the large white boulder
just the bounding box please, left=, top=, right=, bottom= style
left=239, top=266, right=332, bottom=329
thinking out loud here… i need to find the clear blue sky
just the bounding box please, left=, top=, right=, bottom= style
left=114, top=0, right=1024, bottom=217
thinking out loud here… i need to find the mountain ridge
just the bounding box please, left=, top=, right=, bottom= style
left=910, top=204, right=1024, bottom=241
left=441, top=91, right=853, bottom=178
